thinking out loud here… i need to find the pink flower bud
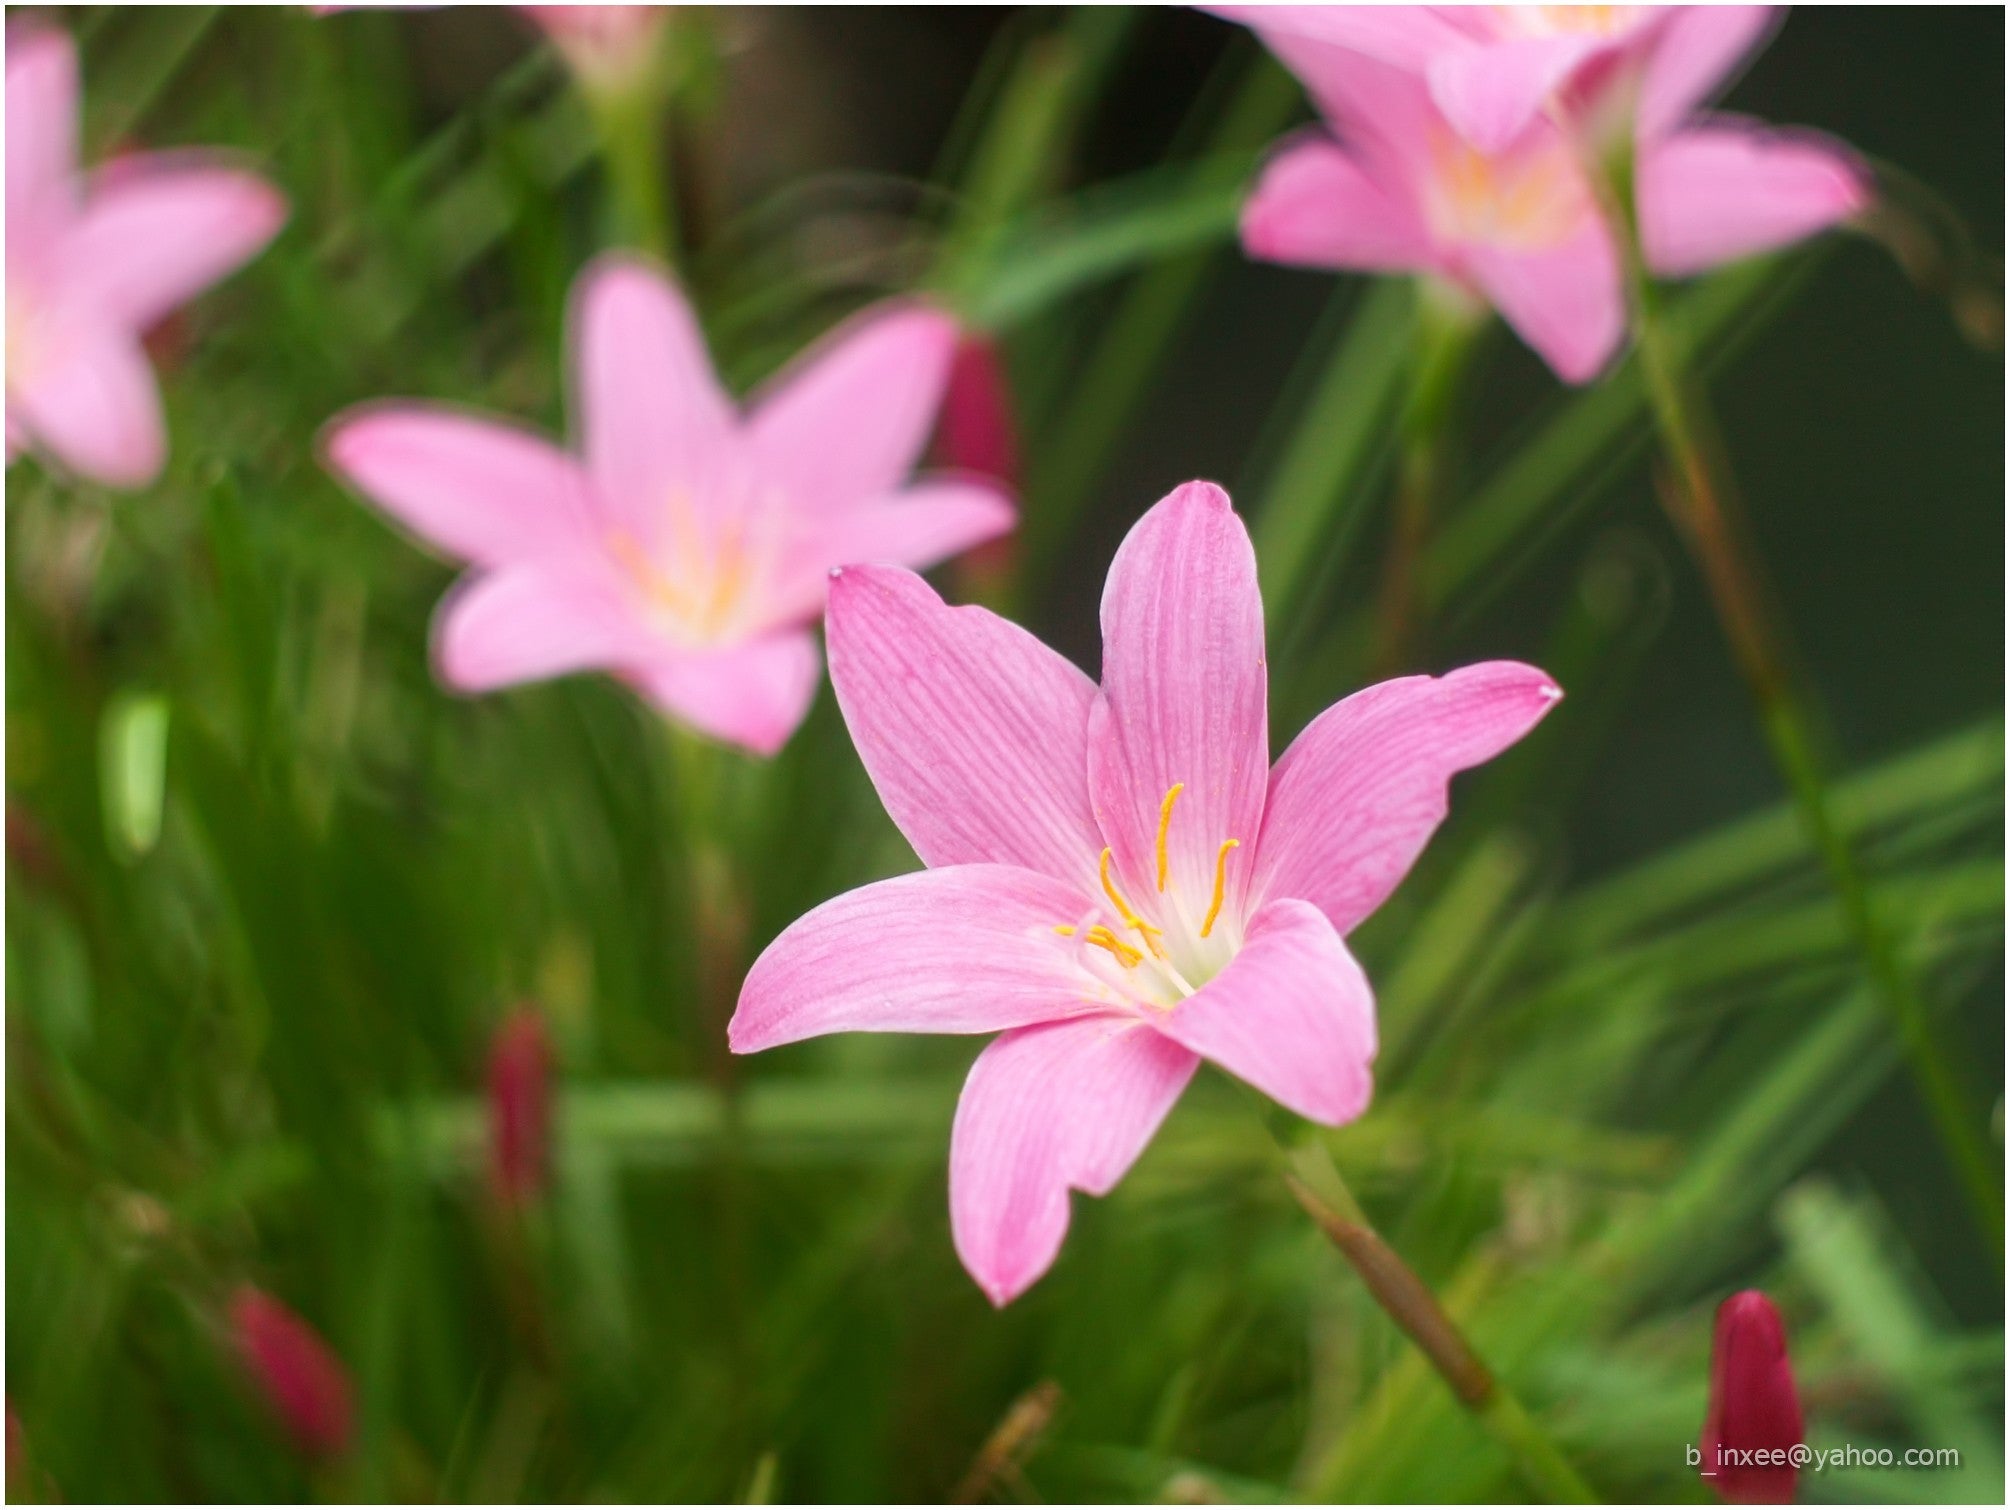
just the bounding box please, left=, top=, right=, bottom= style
left=487, top=1007, right=554, bottom=1207
left=229, top=1288, right=354, bottom=1459
left=1700, top=1290, right=1804, bottom=1504
left=934, top=335, right=1021, bottom=492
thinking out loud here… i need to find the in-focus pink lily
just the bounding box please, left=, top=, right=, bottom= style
left=1229, top=7, right=1869, bottom=382
left=5, top=22, right=286, bottom=488
left=730, top=482, right=1559, bottom=1303
left=322, top=256, right=1014, bottom=755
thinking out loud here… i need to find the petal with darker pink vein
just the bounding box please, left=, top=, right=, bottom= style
left=1089, top=481, right=1269, bottom=911
left=825, top=564, right=1104, bottom=890
left=1254, top=661, right=1561, bottom=937
left=730, top=864, right=1115, bottom=1052
left=950, top=1015, right=1198, bottom=1304
left=1154, top=898, right=1376, bottom=1126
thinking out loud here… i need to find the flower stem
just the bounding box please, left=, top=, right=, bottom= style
left=1275, top=1126, right=1598, bottom=1503
left=592, top=88, right=674, bottom=262
left=1598, top=158, right=2003, bottom=1252
left=1375, top=282, right=1479, bottom=674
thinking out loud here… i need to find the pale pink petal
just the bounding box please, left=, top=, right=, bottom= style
left=625, top=630, right=822, bottom=757
left=825, top=564, right=1104, bottom=892
left=322, top=405, right=600, bottom=568
left=950, top=1015, right=1199, bottom=1305
left=767, top=478, right=1016, bottom=624
left=432, top=560, right=647, bottom=693
left=5, top=21, right=79, bottom=243
left=569, top=254, right=736, bottom=538
left=1238, top=27, right=1444, bottom=171
left=730, top=864, right=1117, bottom=1053
left=1254, top=662, right=1561, bottom=936
left=1463, top=223, right=1625, bottom=384
left=748, top=301, right=959, bottom=512
left=1207, top=5, right=1476, bottom=73
left=1638, top=6, right=1782, bottom=140
left=11, top=323, right=165, bottom=488
left=1241, top=134, right=1434, bottom=274
left=1087, top=482, right=1268, bottom=913
left=1427, top=34, right=1610, bottom=155
left=1639, top=121, right=1870, bottom=279
left=1154, top=898, right=1376, bottom=1126
left=68, top=160, right=286, bottom=330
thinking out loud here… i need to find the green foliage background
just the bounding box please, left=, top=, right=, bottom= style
left=6, top=6, right=2003, bottom=1503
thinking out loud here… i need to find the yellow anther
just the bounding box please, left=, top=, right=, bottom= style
left=1200, top=838, right=1240, bottom=939
left=1155, top=783, right=1184, bottom=892
left=1083, top=925, right=1143, bottom=969
left=1053, top=925, right=1077, bottom=936
left=1099, top=847, right=1165, bottom=955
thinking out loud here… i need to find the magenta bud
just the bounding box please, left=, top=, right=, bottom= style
left=487, top=1007, right=554, bottom=1208
left=1700, top=1290, right=1804, bottom=1504
left=935, top=335, right=1021, bottom=492
left=229, top=1288, right=354, bottom=1459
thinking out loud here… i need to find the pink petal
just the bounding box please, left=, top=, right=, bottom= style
left=1237, top=26, right=1443, bottom=168
left=432, top=560, right=647, bottom=693
left=1639, top=120, right=1870, bottom=279
left=10, top=322, right=165, bottom=488
left=1464, top=223, right=1626, bottom=384
left=825, top=564, right=1104, bottom=892
left=68, top=159, right=286, bottom=331
left=1087, top=482, right=1268, bottom=914
left=5, top=21, right=79, bottom=247
left=729, top=864, right=1117, bottom=1053
left=768, top=479, right=1016, bottom=624
left=950, top=1015, right=1199, bottom=1305
left=1241, top=134, right=1434, bottom=274
left=747, top=301, right=960, bottom=511
left=1638, top=6, right=1782, bottom=140
left=1427, top=34, right=1611, bottom=155
left=569, top=254, right=736, bottom=540
left=1154, top=898, right=1376, bottom=1125
left=1254, top=662, right=1561, bottom=937
left=625, top=630, right=822, bottom=757
left=1207, top=5, right=1476, bottom=73
left=322, top=404, right=600, bottom=568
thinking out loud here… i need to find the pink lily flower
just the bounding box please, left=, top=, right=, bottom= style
left=1211, top=6, right=1781, bottom=156
left=1236, top=36, right=1625, bottom=381
left=520, top=6, right=671, bottom=99
left=5, top=22, right=286, bottom=488
left=1230, top=8, right=1869, bottom=381
left=730, top=482, right=1560, bottom=1303
left=322, top=256, right=1014, bottom=755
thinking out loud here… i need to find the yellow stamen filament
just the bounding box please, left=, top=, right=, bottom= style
left=1055, top=921, right=1143, bottom=969
left=1200, top=839, right=1240, bottom=938
left=1154, top=783, right=1184, bottom=892
left=1099, top=847, right=1165, bottom=956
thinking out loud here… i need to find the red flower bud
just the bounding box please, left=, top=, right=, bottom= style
left=487, top=1007, right=554, bottom=1207
left=935, top=335, right=1021, bottom=493
left=1700, top=1290, right=1804, bottom=1504
left=229, top=1288, right=354, bottom=1459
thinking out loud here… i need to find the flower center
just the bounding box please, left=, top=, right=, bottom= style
left=1426, top=130, right=1587, bottom=252
left=608, top=486, right=773, bottom=647
left=1495, top=5, right=1638, bottom=40
left=1055, top=783, right=1241, bottom=1009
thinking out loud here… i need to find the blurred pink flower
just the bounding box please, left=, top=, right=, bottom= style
left=730, top=481, right=1559, bottom=1303
left=933, top=335, right=1021, bottom=493
left=229, top=1288, right=355, bottom=1460
left=322, top=256, right=1013, bottom=755
left=1700, top=1290, right=1804, bottom=1504
left=1237, top=38, right=1624, bottom=381
left=5, top=22, right=286, bottom=488
left=521, top=6, right=671, bottom=97
left=488, top=1007, right=554, bottom=1207
left=1228, top=7, right=1869, bottom=381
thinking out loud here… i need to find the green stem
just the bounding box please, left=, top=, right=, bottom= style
left=594, top=89, right=674, bottom=261
left=1598, top=156, right=2003, bottom=1253
left=1374, top=281, right=1480, bottom=674
left=1273, top=1122, right=1598, bottom=1503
